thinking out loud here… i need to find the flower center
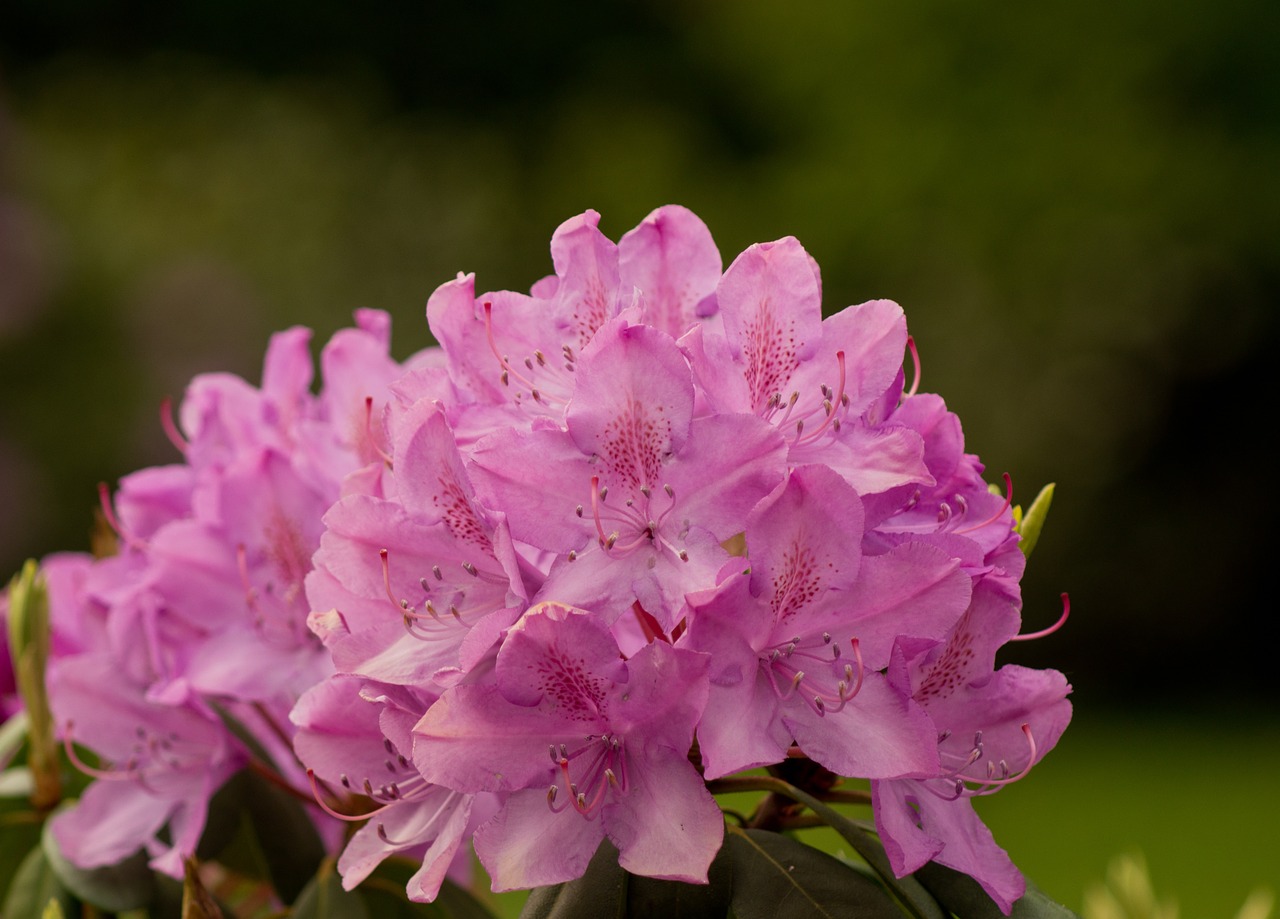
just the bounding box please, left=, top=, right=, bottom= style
left=761, top=633, right=865, bottom=716
left=545, top=734, right=628, bottom=817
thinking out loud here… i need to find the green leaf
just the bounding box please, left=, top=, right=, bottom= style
left=518, top=836, right=734, bottom=919
left=748, top=778, right=945, bottom=919
left=40, top=811, right=157, bottom=911
left=1016, top=483, right=1055, bottom=560
left=292, top=858, right=371, bottom=919
left=518, top=840, right=626, bottom=919
left=724, top=826, right=903, bottom=919
left=914, top=862, right=1080, bottom=919
left=433, top=877, right=504, bottom=919
left=209, top=766, right=326, bottom=903
left=627, top=862, right=734, bottom=918
left=2, top=844, right=74, bottom=919
left=0, top=795, right=42, bottom=896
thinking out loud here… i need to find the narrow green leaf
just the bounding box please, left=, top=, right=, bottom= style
left=292, top=858, right=371, bottom=919
left=3, top=843, right=75, bottom=919
left=914, top=862, right=1080, bottom=919
left=1016, top=483, right=1055, bottom=559
left=40, top=812, right=156, bottom=911
left=182, top=857, right=226, bottom=918
left=724, top=826, right=902, bottom=919
left=42, top=897, right=68, bottom=919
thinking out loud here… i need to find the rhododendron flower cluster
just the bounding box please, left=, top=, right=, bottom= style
left=18, top=206, right=1071, bottom=917
left=297, top=206, right=1071, bottom=912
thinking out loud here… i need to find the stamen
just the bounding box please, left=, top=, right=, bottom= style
left=481, top=301, right=567, bottom=406
left=955, top=473, right=1014, bottom=535
left=1012, top=593, right=1070, bottom=642
left=97, top=483, right=145, bottom=551
left=158, top=397, right=188, bottom=454
left=305, top=769, right=396, bottom=822
left=589, top=476, right=611, bottom=548
left=363, top=397, right=394, bottom=467
left=793, top=351, right=847, bottom=446
left=379, top=549, right=410, bottom=616
left=236, top=544, right=261, bottom=619
left=63, top=722, right=137, bottom=782
left=904, top=336, right=921, bottom=399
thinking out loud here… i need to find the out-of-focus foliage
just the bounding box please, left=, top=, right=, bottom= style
left=1, top=0, right=1277, bottom=707
left=1083, top=853, right=1274, bottom=919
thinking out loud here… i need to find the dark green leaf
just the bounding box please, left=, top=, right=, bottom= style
left=236, top=767, right=326, bottom=902
left=1, top=844, right=74, bottom=919
left=724, top=826, right=903, bottom=919
left=350, top=857, right=486, bottom=918
left=433, top=876, right=504, bottom=919
left=756, top=780, right=945, bottom=919
left=292, top=858, right=371, bottom=919
left=40, top=811, right=156, bottom=911
left=194, top=768, right=250, bottom=861
left=518, top=840, right=626, bottom=919
left=0, top=799, right=43, bottom=897
left=518, top=837, right=734, bottom=919
left=914, top=863, right=1080, bottom=919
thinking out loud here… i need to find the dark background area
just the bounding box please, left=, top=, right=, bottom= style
left=2, top=0, right=1277, bottom=716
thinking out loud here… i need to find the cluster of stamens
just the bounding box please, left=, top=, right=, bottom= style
left=235, top=542, right=308, bottom=646
left=760, top=352, right=850, bottom=447
left=482, top=301, right=574, bottom=409
left=379, top=548, right=506, bottom=639
left=306, top=739, right=445, bottom=845
left=577, top=476, right=689, bottom=562
left=63, top=720, right=205, bottom=789
left=929, top=724, right=1038, bottom=800
left=545, top=734, right=628, bottom=818
left=761, top=633, right=865, bottom=716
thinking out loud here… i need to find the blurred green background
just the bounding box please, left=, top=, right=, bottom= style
left=1, top=1, right=1276, bottom=913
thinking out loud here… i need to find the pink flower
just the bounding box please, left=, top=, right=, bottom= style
left=412, top=602, right=722, bottom=890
